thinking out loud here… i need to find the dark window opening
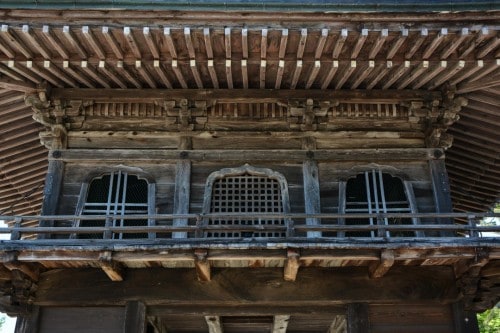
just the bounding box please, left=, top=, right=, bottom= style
left=345, top=170, right=413, bottom=237
left=79, top=171, right=149, bottom=239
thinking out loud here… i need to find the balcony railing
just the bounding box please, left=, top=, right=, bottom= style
left=0, top=212, right=499, bottom=245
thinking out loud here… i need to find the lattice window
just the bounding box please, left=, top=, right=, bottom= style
left=342, top=170, right=416, bottom=237
left=203, top=165, right=290, bottom=238
left=75, top=171, right=155, bottom=239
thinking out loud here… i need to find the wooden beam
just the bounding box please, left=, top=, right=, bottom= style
left=0, top=76, right=37, bottom=93
left=369, top=29, right=388, bottom=59
left=173, top=160, right=191, bottom=239
left=224, top=27, right=231, bottom=59
left=125, top=301, right=147, bottom=333
left=441, top=28, right=469, bottom=59
left=163, top=27, right=177, bottom=59
left=102, top=26, right=124, bottom=60
left=351, top=29, right=368, bottom=59
left=290, top=60, right=302, bottom=89
left=386, top=28, right=408, bottom=60
left=0, top=24, right=32, bottom=59
left=98, top=61, right=127, bottom=89
left=272, top=315, right=290, bottom=333
left=62, top=25, right=87, bottom=59
left=368, top=250, right=395, bottom=278
left=143, top=27, right=160, bottom=59
left=297, top=28, right=308, bottom=59
left=351, top=60, right=375, bottom=89
left=54, top=148, right=439, bottom=163
left=82, top=26, right=105, bottom=59
left=123, top=27, right=142, bottom=59
left=405, top=28, right=428, bottom=59
left=99, top=251, right=125, bottom=282
left=422, top=28, right=447, bottom=59
left=34, top=266, right=459, bottom=306
left=116, top=61, right=142, bottom=88
left=21, top=25, right=51, bottom=59
left=80, top=60, right=111, bottom=88
left=51, top=88, right=441, bottom=102
left=332, top=29, right=348, bottom=59
left=321, top=60, right=339, bottom=89
left=205, top=316, right=223, bottom=333
left=328, top=316, right=347, bottom=333
left=284, top=249, right=300, bottom=282
left=382, top=60, right=411, bottom=89
left=315, top=29, right=329, bottom=59
left=194, top=249, right=211, bottom=282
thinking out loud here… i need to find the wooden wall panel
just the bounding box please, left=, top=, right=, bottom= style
left=38, top=307, right=124, bottom=333
left=369, top=304, right=454, bottom=333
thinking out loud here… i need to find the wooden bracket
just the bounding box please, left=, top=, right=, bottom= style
left=194, top=249, right=211, bottom=282
left=284, top=249, right=300, bottom=282
left=99, top=251, right=125, bottom=282
left=368, top=249, right=395, bottom=279
left=272, top=315, right=290, bottom=333
left=2, top=252, right=39, bottom=282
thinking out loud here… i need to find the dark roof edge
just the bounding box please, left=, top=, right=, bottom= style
left=1, top=1, right=499, bottom=12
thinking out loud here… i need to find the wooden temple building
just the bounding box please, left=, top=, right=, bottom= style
left=0, top=1, right=499, bottom=332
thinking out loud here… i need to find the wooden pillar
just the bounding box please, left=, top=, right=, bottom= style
left=302, top=137, right=321, bottom=238
left=173, top=137, right=191, bottom=239
left=124, top=301, right=147, bottom=333
left=453, top=302, right=480, bottom=333
left=429, top=158, right=453, bottom=236
left=39, top=157, right=64, bottom=239
left=14, top=306, right=40, bottom=333
left=347, top=303, right=370, bottom=333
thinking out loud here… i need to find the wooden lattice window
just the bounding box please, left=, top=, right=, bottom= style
left=202, top=164, right=291, bottom=238
left=339, top=170, right=418, bottom=237
left=75, top=171, right=155, bottom=239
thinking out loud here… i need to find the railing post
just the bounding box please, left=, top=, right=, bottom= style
left=468, top=215, right=479, bottom=238
left=103, top=216, right=113, bottom=239
left=10, top=217, right=22, bottom=240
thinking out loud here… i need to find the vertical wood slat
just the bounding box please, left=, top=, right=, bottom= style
left=124, top=301, right=146, bottom=333
left=14, top=306, right=40, bottom=333
left=173, top=160, right=191, bottom=239
left=347, top=303, right=370, bottom=333
left=303, top=160, right=321, bottom=238
left=453, top=302, right=480, bottom=333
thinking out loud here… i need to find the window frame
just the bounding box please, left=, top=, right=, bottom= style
left=201, top=164, right=291, bottom=238
left=73, top=170, right=156, bottom=239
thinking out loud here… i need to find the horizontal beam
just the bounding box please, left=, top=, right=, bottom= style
left=34, top=266, right=459, bottom=306
left=51, top=148, right=442, bottom=162
left=50, top=88, right=441, bottom=103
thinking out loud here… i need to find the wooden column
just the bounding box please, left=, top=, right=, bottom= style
left=124, top=301, right=146, bottom=333
left=14, top=306, right=40, bottom=333
left=303, top=137, right=321, bottom=238
left=429, top=158, right=454, bottom=236
left=173, top=138, right=191, bottom=239
left=347, top=303, right=370, bottom=333
left=453, top=302, right=480, bottom=333
left=39, top=157, right=64, bottom=239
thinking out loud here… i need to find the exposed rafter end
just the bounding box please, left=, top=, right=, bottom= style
left=194, top=249, right=211, bottom=282
left=368, top=249, right=394, bottom=279
left=99, top=251, right=125, bottom=281
left=284, top=249, right=300, bottom=282
left=272, top=315, right=290, bottom=333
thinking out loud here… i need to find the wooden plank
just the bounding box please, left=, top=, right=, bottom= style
left=124, top=301, right=147, bottom=333
left=173, top=160, right=191, bottom=239
left=347, top=303, right=369, bottom=333
left=284, top=249, right=300, bottom=282
left=52, top=88, right=441, bottom=103
left=368, top=250, right=395, bottom=278
left=38, top=307, right=124, bottom=333
left=205, top=316, right=223, bottom=333
left=272, top=315, right=290, bottom=333
left=303, top=160, right=321, bottom=238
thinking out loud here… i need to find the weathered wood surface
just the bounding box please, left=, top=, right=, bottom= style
left=38, top=307, right=124, bottom=333
left=53, top=148, right=441, bottom=162
left=34, top=266, right=459, bottom=306
left=124, top=301, right=147, bottom=333
left=347, top=303, right=369, bottom=333
left=51, top=89, right=441, bottom=103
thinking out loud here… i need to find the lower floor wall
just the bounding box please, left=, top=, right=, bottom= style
left=13, top=266, right=480, bottom=333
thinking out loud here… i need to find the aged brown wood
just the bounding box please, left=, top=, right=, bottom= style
left=205, top=316, right=223, bottom=333
left=38, top=159, right=64, bottom=239
left=284, top=249, right=300, bottom=282
left=429, top=159, right=454, bottom=233
left=124, top=301, right=147, bottom=333
left=347, top=303, right=369, bottom=333
left=34, top=266, right=459, bottom=306
left=173, top=160, right=191, bottom=239
left=368, top=250, right=395, bottom=279
left=303, top=159, right=321, bottom=238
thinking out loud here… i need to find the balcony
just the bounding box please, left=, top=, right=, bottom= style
left=0, top=212, right=498, bottom=282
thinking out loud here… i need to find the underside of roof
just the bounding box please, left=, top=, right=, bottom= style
left=0, top=7, right=498, bottom=217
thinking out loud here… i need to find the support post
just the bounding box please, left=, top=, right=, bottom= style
left=39, top=158, right=64, bottom=239
left=124, top=301, right=147, bottom=333
left=303, top=160, right=322, bottom=238
left=429, top=158, right=454, bottom=236
left=14, top=306, right=40, bottom=333
left=453, top=302, right=480, bottom=333
left=347, top=303, right=370, bottom=333
left=173, top=137, right=192, bottom=238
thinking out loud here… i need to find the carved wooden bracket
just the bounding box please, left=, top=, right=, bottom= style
left=163, top=99, right=208, bottom=130
left=288, top=98, right=333, bottom=130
